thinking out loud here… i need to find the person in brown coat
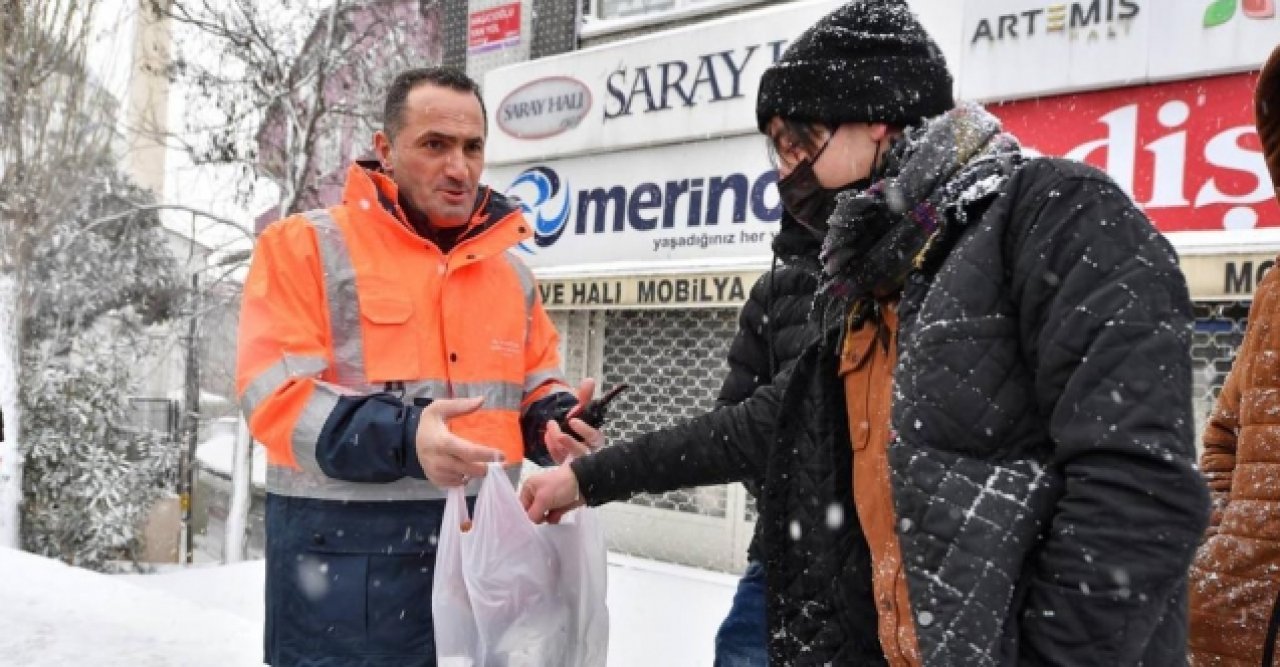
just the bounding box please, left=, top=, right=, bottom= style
left=1189, top=43, right=1280, bottom=667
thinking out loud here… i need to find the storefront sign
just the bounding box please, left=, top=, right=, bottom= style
left=991, top=72, right=1279, bottom=233
left=482, top=0, right=960, bottom=165
left=535, top=253, right=1276, bottom=309
left=497, top=77, right=592, bottom=139
left=487, top=133, right=783, bottom=269
left=961, top=0, right=1278, bottom=102
left=482, top=0, right=831, bottom=163
left=537, top=271, right=763, bottom=310
left=962, top=0, right=1151, bottom=101
left=1147, top=0, right=1278, bottom=80
left=968, top=0, right=1142, bottom=45
left=469, top=3, right=522, bottom=55
left=1181, top=252, right=1277, bottom=298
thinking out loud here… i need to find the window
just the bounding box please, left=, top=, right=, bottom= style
left=583, top=0, right=763, bottom=23
left=595, top=0, right=678, bottom=20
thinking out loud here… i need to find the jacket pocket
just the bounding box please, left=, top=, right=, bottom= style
left=1017, top=575, right=1161, bottom=666
left=310, top=520, right=439, bottom=653
left=284, top=551, right=369, bottom=649
left=359, top=291, right=420, bottom=382
left=282, top=549, right=438, bottom=656
left=366, top=551, right=437, bottom=653
left=272, top=497, right=446, bottom=657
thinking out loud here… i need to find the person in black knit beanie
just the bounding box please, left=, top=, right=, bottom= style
left=525, top=1, right=1209, bottom=664
left=755, top=0, right=953, bottom=131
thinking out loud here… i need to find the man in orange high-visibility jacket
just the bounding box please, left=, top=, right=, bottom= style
left=237, top=67, right=601, bottom=667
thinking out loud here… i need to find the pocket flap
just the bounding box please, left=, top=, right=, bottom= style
left=361, top=296, right=413, bottom=325
left=295, top=501, right=443, bottom=556
left=839, top=325, right=879, bottom=375
left=308, top=522, right=438, bottom=556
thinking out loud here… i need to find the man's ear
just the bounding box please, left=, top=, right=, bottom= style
left=867, top=122, right=891, bottom=142
left=373, top=130, right=394, bottom=171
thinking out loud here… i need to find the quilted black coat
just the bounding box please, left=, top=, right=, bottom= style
left=572, top=158, right=1210, bottom=665
left=716, top=213, right=820, bottom=563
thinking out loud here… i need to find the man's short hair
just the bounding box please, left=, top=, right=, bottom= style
left=383, top=67, right=488, bottom=138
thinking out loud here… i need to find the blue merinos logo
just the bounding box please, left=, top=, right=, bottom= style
left=505, top=164, right=782, bottom=254
left=506, top=167, right=572, bottom=253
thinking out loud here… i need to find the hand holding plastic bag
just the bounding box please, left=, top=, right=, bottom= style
left=433, top=462, right=607, bottom=667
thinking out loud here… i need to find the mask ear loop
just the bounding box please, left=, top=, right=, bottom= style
left=808, top=126, right=837, bottom=170
left=867, top=136, right=884, bottom=185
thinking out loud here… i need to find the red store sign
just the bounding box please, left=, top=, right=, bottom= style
left=991, top=72, right=1277, bottom=233
left=469, top=3, right=522, bottom=55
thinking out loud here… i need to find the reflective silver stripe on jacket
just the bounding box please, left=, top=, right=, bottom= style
left=500, top=253, right=572, bottom=407
left=453, top=381, right=524, bottom=411
left=289, top=380, right=355, bottom=476
left=306, top=209, right=367, bottom=387
left=523, top=368, right=567, bottom=395
left=503, top=251, right=537, bottom=320
left=401, top=380, right=523, bottom=411
left=267, top=462, right=523, bottom=501
left=239, top=354, right=328, bottom=417
left=403, top=379, right=450, bottom=402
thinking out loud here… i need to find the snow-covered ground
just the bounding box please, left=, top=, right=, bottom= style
left=0, top=547, right=737, bottom=666
left=0, top=548, right=260, bottom=666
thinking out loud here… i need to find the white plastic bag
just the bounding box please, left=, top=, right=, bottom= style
left=432, top=485, right=481, bottom=667
left=544, top=494, right=609, bottom=667
left=433, top=462, right=608, bottom=667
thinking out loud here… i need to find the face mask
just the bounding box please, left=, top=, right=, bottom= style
left=776, top=134, right=880, bottom=233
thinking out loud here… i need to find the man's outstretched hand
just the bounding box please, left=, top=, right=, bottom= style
left=520, top=465, right=585, bottom=524
left=415, top=397, right=503, bottom=487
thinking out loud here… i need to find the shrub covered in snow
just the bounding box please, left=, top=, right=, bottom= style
left=16, top=165, right=183, bottom=570
left=20, top=321, right=180, bottom=570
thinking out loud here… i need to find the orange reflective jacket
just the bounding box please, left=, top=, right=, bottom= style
left=237, top=163, right=570, bottom=501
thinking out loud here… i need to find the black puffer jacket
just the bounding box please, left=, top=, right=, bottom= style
left=717, top=215, right=821, bottom=409
left=716, top=214, right=820, bottom=562
left=573, top=158, right=1210, bottom=665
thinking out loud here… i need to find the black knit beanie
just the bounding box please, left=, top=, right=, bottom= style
left=756, top=0, right=955, bottom=132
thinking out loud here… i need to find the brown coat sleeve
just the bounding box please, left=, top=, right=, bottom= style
left=1201, top=256, right=1280, bottom=537
left=1259, top=44, right=1280, bottom=200
left=1201, top=44, right=1280, bottom=536
left=1200, top=342, right=1243, bottom=537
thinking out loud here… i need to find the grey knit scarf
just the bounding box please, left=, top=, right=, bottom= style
left=817, top=103, right=1024, bottom=330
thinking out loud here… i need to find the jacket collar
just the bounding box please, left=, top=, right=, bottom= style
left=771, top=210, right=822, bottom=269
left=342, top=161, right=531, bottom=257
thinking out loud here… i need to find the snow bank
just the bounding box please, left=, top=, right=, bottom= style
left=0, top=547, right=262, bottom=666
left=122, top=560, right=266, bottom=629
left=133, top=553, right=736, bottom=667
left=4, top=547, right=736, bottom=667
